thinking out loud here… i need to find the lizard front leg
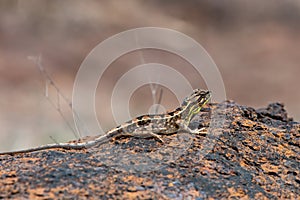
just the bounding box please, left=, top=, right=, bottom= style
left=176, top=119, right=207, bottom=135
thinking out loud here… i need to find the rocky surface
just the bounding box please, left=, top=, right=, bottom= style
left=0, top=101, right=299, bottom=199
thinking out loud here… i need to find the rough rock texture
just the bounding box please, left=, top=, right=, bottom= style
left=0, top=101, right=299, bottom=199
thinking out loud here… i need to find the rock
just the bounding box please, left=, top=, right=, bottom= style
left=0, top=101, right=299, bottom=199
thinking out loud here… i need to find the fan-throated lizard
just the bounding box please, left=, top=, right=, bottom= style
left=0, top=89, right=211, bottom=155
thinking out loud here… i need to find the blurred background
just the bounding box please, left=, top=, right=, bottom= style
left=0, top=0, right=299, bottom=151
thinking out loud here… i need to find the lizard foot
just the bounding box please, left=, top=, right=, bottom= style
left=178, top=123, right=207, bottom=135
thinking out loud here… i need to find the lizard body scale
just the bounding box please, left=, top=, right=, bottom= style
left=0, top=89, right=211, bottom=155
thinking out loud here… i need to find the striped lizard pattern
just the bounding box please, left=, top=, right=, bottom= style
left=0, top=89, right=211, bottom=155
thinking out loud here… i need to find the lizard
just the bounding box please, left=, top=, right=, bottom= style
left=0, top=89, right=211, bottom=155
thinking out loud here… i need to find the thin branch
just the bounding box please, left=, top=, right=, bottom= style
left=134, top=31, right=162, bottom=114
left=49, top=136, right=59, bottom=144
left=155, top=88, right=164, bottom=114
left=27, top=55, right=82, bottom=139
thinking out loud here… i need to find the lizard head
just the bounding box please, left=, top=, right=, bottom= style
left=181, top=89, right=211, bottom=123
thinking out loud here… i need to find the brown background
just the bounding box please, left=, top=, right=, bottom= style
left=0, top=0, right=299, bottom=151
